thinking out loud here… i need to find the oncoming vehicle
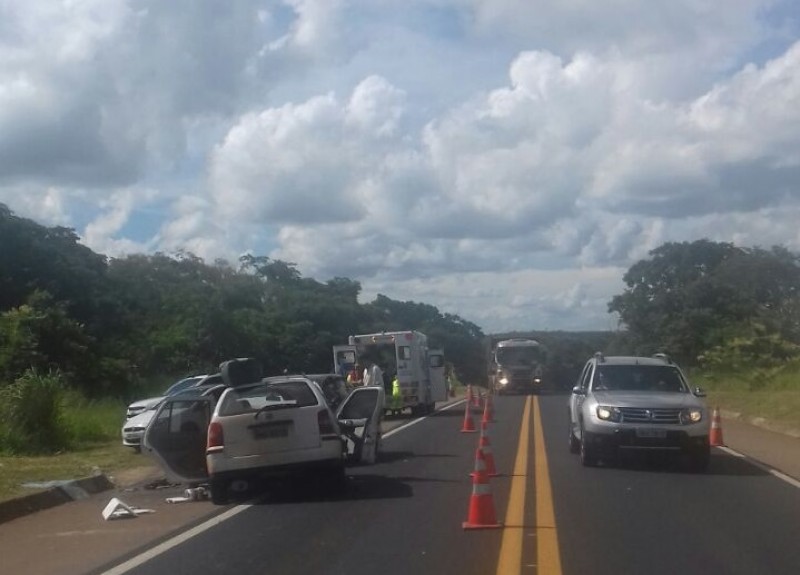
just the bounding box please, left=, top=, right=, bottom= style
left=489, top=338, right=547, bottom=395
left=568, top=353, right=711, bottom=470
left=143, top=358, right=384, bottom=504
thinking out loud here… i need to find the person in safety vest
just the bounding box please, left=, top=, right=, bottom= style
left=388, top=374, right=403, bottom=412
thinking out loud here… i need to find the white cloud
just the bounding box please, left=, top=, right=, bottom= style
left=2, top=0, right=800, bottom=331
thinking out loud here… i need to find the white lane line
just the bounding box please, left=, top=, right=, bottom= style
left=103, top=398, right=466, bottom=574
left=717, top=446, right=800, bottom=489
left=383, top=399, right=466, bottom=439
left=101, top=505, right=251, bottom=575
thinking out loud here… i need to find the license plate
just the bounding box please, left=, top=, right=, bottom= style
left=251, top=423, right=290, bottom=439
left=636, top=428, right=667, bottom=439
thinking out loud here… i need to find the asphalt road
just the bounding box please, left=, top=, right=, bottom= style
left=93, top=395, right=800, bottom=575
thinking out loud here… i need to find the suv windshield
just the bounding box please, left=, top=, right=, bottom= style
left=593, top=365, right=687, bottom=393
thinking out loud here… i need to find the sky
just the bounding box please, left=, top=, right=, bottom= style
left=1, top=0, right=800, bottom=333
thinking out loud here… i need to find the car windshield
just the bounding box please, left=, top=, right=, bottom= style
left=218, top=380, right=319, bottom=416
left=593, top=365, right=687, bottom=392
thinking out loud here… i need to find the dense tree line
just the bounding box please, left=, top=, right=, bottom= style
left=0, top=205, right=486, bottom=398
left=608, top=240, right=800, bottom=369
left=3, top=203, right=797, bottom=403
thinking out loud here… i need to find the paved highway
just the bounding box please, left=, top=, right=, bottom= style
left=94, top=394, right=800, bottom=575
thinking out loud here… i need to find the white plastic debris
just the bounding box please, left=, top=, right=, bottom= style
left=101, top=497, right=155, bottom=520
left=166, top=486, right=209, bottom=504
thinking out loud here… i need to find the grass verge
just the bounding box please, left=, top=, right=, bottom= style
left=0, top=442, right=147, bottom=504
left=692, top=368, right=800, bottom=432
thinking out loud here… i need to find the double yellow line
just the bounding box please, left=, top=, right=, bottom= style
left=495, top=396, right=563, bottom=575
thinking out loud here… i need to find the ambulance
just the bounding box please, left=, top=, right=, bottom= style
left=333, top=331, right=446, bottom=416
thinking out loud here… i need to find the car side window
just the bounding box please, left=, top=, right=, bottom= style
left=575, top=362, right=590, bottom=390
left=580, top=362, right=593, bottom=391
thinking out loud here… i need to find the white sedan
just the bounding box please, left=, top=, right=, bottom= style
left=143, top=359, right=384, bottom=504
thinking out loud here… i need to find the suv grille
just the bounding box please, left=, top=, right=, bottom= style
left=619, top=407, right=681, bottom=424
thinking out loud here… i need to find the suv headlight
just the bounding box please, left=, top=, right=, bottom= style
left=498, top=377, right=509, bottom=385
left=680, top=408, right=703, bottom=424
left=596, top=405, right=621, bottom=422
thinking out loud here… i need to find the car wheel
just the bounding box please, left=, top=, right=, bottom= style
left=209, top=478, right=229, bottom=505
left=568, top=421, right=580, bottom=454
left=580, top=427, right=597, bottom=467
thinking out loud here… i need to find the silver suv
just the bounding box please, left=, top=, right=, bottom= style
left=568, top=353, right=710, bottom=470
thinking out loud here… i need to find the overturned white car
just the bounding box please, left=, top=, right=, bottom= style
left=143, top=358, right=384, bottom=504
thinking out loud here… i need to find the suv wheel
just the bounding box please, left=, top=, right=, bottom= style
left=580, top=426, right=597, bottom=467
left=209, top=477, right=229, bottom=505
left=568, top=419, right=580, bottom=454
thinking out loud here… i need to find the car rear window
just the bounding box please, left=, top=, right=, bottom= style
left=218, top=380, right=319, bottom=415
left=593, top=365, right=687, bottom=392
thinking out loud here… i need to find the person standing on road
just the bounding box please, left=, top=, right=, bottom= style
left=347, top=363, right=363, bottom=387
left=363, top=360, right=383, bottom=388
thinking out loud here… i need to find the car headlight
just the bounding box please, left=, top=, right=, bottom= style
left=596, top=405, right=621, bottom=422
left=680, top=409, right=703, bottom=424
left=533, top=378, right=541, bottom=384
left=498, top=377, right=509, bottom=385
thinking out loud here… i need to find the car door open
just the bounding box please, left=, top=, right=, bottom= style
left=336, top=386, right=385, bottom=464
left=143, top=396, right=213, bottom=484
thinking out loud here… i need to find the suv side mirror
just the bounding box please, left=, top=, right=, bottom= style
left=693, top=386, right=706, bottom=397
left=571, top=385, right=585, bottom=395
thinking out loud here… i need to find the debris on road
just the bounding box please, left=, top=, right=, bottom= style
left=166, top=486, right=209, bottom=503
left=102, top=497, right=155, bottom=520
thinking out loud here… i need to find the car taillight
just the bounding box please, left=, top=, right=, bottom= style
left=207, top=422, right=224, bottom=451
left=318, top=409, right=336, bottom=435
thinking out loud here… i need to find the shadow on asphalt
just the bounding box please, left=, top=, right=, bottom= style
left=237, top=448, right=463, bottom=505
left=591, top=451, right=770, bottom=477
left=376, top=450, right=458, bottom=464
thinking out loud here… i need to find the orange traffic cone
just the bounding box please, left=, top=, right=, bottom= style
left=463, top=446, right=502, bottom=529
left=709, top=406, right=724, bottom=446
left=471, top=422, right=498, bottom=477
left=482, top=392, right=495, bottom=424
left=472, top=386, right=482, bottom=408
left=460, top=393, right=477, bottom=433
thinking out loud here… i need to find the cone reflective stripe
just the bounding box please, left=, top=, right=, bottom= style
left=476, top=422, right=498, bottom=476
left=460, top=393, right=477, bottom=433
left=709, top=406, right=724, bottom=446
left=481, top=392, right=495, bottom=423
left=472, top=386, right=481, bottom=408
left=463, top=446, right=502, bottom=529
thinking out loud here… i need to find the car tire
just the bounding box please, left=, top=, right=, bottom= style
left=580, top=427, right=597, bottom=467
left=568, top=421, right=580, bottom=454
left=210, top=478, right=229, bottom=505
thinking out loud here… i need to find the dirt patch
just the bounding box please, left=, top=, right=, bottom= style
left=108, top=464, right=164, bottom=489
